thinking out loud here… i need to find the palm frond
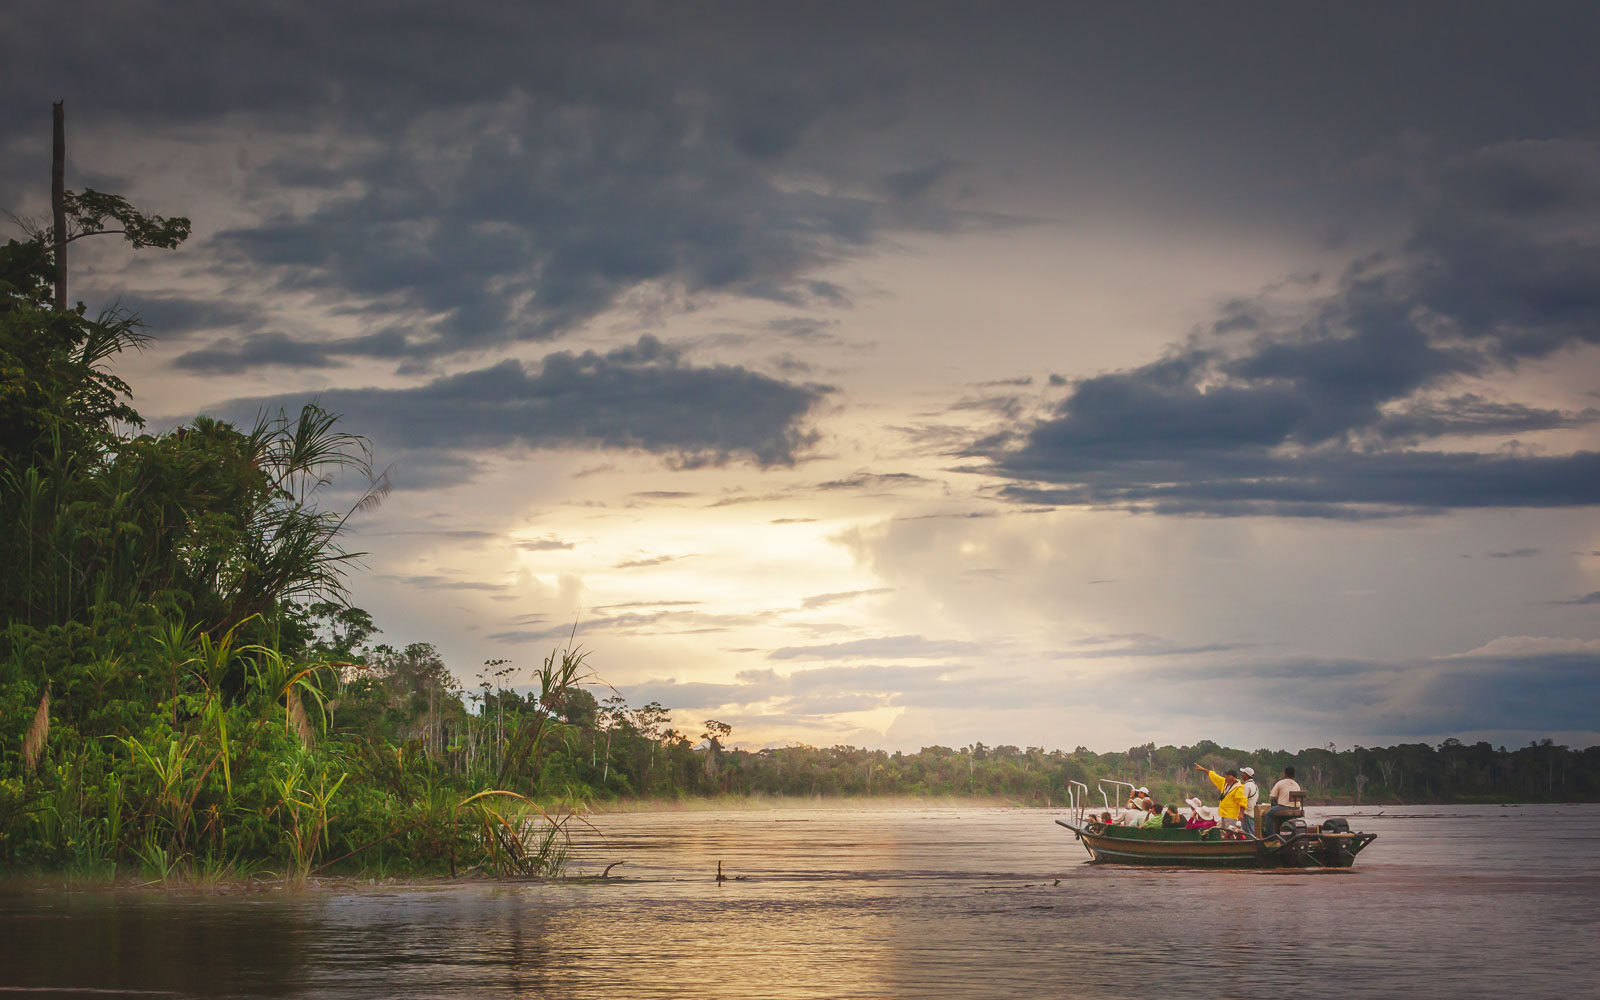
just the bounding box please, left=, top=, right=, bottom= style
left=21, top=690, right=49, bottom=770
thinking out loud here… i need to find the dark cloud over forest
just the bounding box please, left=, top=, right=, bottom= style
left=205, top=336, right=830, bottom=480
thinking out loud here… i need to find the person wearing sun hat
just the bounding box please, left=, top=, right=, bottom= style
left=1183, top=795, right=1216, bottom=830
left=1239, top=766, right=1260, bottom=836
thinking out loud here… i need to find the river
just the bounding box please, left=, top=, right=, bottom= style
left=2, top=803, right=1596, bottom=998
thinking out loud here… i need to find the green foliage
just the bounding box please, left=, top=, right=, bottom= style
left=57, top=189, right=191, bottom=251
left=0, top=201, right=587, bottom=880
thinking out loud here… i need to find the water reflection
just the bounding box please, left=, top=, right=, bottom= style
left=2, top=804, right=1595, bottom=999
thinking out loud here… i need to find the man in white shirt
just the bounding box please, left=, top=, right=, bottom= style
left=1239, top=766, right=1260, bottom=837
left=1265, top=766, right=1303, bottom=837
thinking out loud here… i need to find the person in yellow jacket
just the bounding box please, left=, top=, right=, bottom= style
left=1193, top=763, right=1249, bottom=833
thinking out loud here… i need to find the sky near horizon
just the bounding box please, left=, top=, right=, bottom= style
left=4, top=2, right=1598, bottom=753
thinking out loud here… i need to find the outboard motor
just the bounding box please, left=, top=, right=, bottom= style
left=1275, top=817, right=1308, bottom=840
left=1320, top=817, right=1350, bottom=834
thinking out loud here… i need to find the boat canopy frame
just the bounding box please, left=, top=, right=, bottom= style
left=1097, top=778, right=1136, bottom=813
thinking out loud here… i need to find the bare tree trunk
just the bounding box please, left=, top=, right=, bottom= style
left=52, top=101, right=66, bottom=311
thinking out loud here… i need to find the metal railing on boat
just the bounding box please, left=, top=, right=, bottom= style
left=1067, top=780, right=1088, bottom=824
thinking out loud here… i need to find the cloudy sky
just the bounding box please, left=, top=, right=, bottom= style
left=5, top=2, right=1598, bottom=752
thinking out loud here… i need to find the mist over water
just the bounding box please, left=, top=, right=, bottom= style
left=3, top=804, right=1595, bottom=998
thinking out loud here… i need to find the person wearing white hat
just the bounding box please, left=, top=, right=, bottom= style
left=1239, top=767, right=1260, bottom=837
left=1183, top=795, right=1217, bottom=830
left=1120, top=786, right=1150, bottom=825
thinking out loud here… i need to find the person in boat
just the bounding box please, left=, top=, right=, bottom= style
left=1118, top=787, right=1152, bottom=825
left=1239, top=766, right=1260, bottom=837
left=1264, top=766, right=1303, bottom=837
left=1184, top=796, right=1217, bottom=829
left=1194, top=763, right=1248, bottom=832
left=1161, top=804, right=1185, bottom=828
left=1142, top=803, right=1166, bottom=828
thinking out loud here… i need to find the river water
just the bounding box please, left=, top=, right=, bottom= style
left=2, top=803, right=1596, bottom=998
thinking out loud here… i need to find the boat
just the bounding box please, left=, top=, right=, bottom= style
left=1055, top=779, right=1377, bottom=869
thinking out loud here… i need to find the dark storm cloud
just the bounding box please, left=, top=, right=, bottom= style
left=174, top=332, right=346, bottom=371
left=202, top=335, right=831, bottom=473
left=172, top=329, right=429, bottom=373
left=984, top=140, right=1600, bottom=518
left=1372, top=395, right=1590, bottom=443
left=0, top=2, right=1010, bottom=371
left=205, top=113, right=961, bottom=364
left=9, top=2, right=1598, bottom=384
left=112, top=293, right=264, bottom=340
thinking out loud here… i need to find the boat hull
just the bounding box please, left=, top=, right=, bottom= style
left=1057, top=820, right=1375, bottom=869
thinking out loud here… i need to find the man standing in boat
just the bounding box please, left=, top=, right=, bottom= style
left=1193, top=763, right=1248, bottom=833
left=1239, top=766, right=1260, bottom=837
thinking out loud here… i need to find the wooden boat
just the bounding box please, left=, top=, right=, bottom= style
left=1055, top=818, right=1376, bottom=868
left=1057, top=779, right=1376, bottom=869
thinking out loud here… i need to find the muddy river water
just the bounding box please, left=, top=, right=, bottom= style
left=2, top=803, right=1596, bottom=998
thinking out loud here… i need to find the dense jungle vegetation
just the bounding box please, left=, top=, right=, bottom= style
left=0, top=187, right=605, bottom=881
left=4, top=187, right=1597, bottom=885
